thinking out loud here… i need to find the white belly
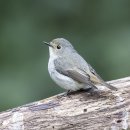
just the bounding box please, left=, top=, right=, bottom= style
left=48, top=58, right=88, bottom=91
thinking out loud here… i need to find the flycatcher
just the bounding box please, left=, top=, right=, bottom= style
left=44, top=38, right=117, bottom=94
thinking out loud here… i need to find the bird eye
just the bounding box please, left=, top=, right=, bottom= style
left=57, top=45, right=61, bottom=49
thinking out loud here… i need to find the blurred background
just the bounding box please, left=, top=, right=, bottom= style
left=0, top=0, right=130, bottom=111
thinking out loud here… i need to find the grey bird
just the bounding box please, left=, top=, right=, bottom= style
left=44, top=38, right=117, bottom=94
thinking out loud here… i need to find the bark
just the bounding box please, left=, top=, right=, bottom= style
left=0, top=77, right=130, bottom=130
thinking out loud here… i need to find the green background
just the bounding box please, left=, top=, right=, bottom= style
left=0, top=0, right=130, bottom=111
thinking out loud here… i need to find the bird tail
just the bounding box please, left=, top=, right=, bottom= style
left=102, top=82, right=118, bottom=91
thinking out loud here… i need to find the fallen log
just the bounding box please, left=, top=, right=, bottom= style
left=0, top=77, right=130, bottom=130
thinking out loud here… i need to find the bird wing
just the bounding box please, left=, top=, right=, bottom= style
left=67, top=69, right=97, bottom=89
left=54, top=58, right=96, bottom=88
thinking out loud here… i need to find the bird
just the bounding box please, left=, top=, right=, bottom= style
left=44, top=38, right=117, bottom=95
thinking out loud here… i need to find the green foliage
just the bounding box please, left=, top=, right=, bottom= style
left=0, top=0, right=130, bottom=111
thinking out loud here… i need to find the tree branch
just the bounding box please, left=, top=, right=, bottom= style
left=0, top=77, right=130, bottom=130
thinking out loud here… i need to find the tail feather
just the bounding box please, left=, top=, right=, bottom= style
left=103, top=82, right=118, bottom=91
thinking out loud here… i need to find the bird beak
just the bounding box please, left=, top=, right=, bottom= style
left=43, top=41, right=53, bottom=47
